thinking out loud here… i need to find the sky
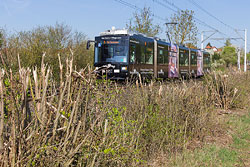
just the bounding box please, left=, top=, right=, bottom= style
left=0, top=0, right=249, bottom=50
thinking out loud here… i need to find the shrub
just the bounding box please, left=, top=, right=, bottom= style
left=1, top=57, right=249, bottom=166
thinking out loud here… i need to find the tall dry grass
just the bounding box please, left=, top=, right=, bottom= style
left=0, top=53, right=250, bottom=166
left=204, top=70, right=250, bottom=110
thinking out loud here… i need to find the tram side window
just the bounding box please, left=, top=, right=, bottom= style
left=158, top=45, right=169, bottom=64
left=191, top=52, right=197, bottom=65
left=145, top=43, right=153, bottom=64
left=179, top=50, right=189, bottom=66
left=129, top=42, right=142, bottom=64
left=130, top=44, right=136, bottom=63
left=158, top=48, right=164, bottom=64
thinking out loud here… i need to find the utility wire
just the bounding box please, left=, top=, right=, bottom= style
left=114, top=0, right=242, bottom=46
left=114, top=0, right=165, bottom=21
left=157, top=0, right=229, bottom=38
left=114, top=0, right=140, bottom=10
left=153, top=0, right=177, bottom=13
left=115, top=0, right=227, bottom=38
left=187, top=0, right=245, bottom=41
left=156, top=0, right=246, bottom=48
left=188, top=0, right=233, bottom=29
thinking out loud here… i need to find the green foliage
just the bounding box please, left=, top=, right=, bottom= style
left=221, top=46, right=237, bottom=67
left=166, top=10, right=198, bottom=45
left=212, top=52, right=221, bottom=63
left=247, top=52, right=250, bottom=61
left=126, top=6, right=161, bottom=37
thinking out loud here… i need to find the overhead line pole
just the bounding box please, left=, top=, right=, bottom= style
left=201, top=31, right=204, bottom=50
left=230, top=29, right=248, bottom=72
left=244, top=29, right=247, bottom=72
left=201, top=30, right=218, bottom=50
left=210, top=29, right=247, bottom=72
left=237, top=48, right=241, bottom=71
left=188, top=0, right=244, bottom=42
left=165, top=22, right=178, bottom=44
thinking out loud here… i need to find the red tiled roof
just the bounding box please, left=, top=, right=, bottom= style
left=206, top=45, right=212, bottom=49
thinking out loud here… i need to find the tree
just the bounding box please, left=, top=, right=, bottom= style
left=0, top=29, right=4, bottom=49
left=247, top=52, right=250, bottom=60
left=245, top=51, right=250, bottom=65
left=212, top=52, right=221, bottom=63
left=166, top=10, right=198, bottom=46
left=127, top=6, right=161, bottom=37
left=2, top=23, right=93, bottom=77
left=221, top=46, right=237, bottom=67
left=225, top=39, right=232, bottom=46
left=0, top=29, right=7, bottom=69
left=0, top=33, right=2, bottom=49
left=186, top=43, right=198, bottom=49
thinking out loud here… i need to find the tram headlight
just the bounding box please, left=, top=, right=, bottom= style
left=114, top=69, right=120, bottom=73
left=121, top=66, right=128, bottom=71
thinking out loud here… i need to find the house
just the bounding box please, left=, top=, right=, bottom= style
left=205, top=44, right=222, bottom=55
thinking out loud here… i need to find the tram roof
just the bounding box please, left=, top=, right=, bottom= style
left=179, top=45, right=189, bottom=50
left=157, top=40, right=171, bottom=46
left=190, top=48, right=199, bottom=52
left=130, top=34, right=154, bottom=42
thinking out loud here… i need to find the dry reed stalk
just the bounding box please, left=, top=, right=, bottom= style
left=10, top=76, right=16, bottom=167
left=90, top=119, right=109, bottom=167
left=40, top=67, right=50, bottom=128
left=52, top=65, right=71, bottom=138
left=66, top=58, right=73, bottom=102
left=33, top=67, right=40, bottom=114
left=58, top=54, right=64, bottom=90
left=63, top=82, right=83, bottom=151
left=0, top=69, right=4, bottom=152
left=4, top=51, right=249, bottom=166
left=9, top=69, right=19, bottom=167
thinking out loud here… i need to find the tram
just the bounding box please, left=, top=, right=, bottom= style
left=87, top=27, right=211, bottom=79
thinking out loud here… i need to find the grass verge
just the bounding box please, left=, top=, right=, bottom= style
left=155, top=110, right=250, bottom=167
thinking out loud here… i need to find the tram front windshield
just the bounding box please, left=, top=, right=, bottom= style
left=95, top=38, right=128, bottom=63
